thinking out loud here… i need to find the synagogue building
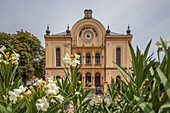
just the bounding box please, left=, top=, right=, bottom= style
left=44, top=9, right=132, bottom=92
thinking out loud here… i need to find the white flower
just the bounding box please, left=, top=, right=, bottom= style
left=11, top=51, right=20, bottom=65
left=0, top=46, right=6, bottom=53
left=156, top=37, right=170, bottom=49
left=63, top=53, right=80, bottom=67
left=12, top=60, right=19, bottom=65
left=71, top=60, right=80, bottom=67
left=0, top=54, right=2, bottom=58
left=166, top=37, right=170, bottom=42
left=75, top=92, right=80, bottom=95
left=97, top=95, right=100, bottom=98
left=36, top=97, right=49, bottom=111
left=13, top=89, right=22, bottom=95
left=3, top=60, right=9, bottom=65
left=9, top=91, right=20, bottom=104
left=45, top=83, right=59, bottom=95
left=19, top=85, right=27, bottom=92
left=38, top=78, right=43, bottom=83
left=3, top=95, right=5, bottom=99
left=55, top=94, right=64, bottom=103
left=47, top=76, right=57, bottom=84
left=12, top=52, right=20, bottom=61
left=13, top=51, right=20, bottom=58
left=33, top=78, right=44, bottom=86
left=75, top=53, right=80, bottom=59
left=63, top=53, right=71, bottom=64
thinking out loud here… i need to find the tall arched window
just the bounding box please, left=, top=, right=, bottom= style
left=77, top=53, right=81, bottom=64
left=95, top=53, right=100, bottom=65
left=116, top=48, right=121, bottom=66
left=95, top=73, right=100, bottom=87
left=56, top=48, right=61, bottom=66
left=86, top=73, right=91, bottom=87
left=86, top=53, right=91, bottom=64
left=116, top=76, right=121, bottom=89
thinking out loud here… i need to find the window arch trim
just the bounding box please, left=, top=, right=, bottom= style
left=86, top=53, right=91, bottom=65
left=56, top=48, right=61, bottom=66
left=95, top=53, right=100, bottom=65
left=116, top=47, right=121, bottom=66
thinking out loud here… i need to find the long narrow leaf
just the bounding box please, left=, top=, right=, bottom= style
left=134, top=96, right=155, bottom=113
left=156, top=68, right=170, bottom=99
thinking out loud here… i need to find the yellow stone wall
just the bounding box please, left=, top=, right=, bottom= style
left=44, top=11, right=132, bottom=90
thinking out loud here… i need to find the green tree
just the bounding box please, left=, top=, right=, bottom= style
left=0, top=30, right=45, bottom=82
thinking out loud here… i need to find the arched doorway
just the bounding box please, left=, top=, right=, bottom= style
left=56, top=75, right=61, bottom=79
left=95, top=73, right=100, bottom=87
left=116, top=76, right=121, bottom=89
left=86, top=73, right=91, bottom=87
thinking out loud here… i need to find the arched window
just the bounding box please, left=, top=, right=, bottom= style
left=86, top=73, right=91, bottom=87
left=76, top=73, right=82, bottom=81
left=95, top=73, right=100, bottom=87
left=56, top=48, right=61, bottom=66
left=56, top=75, right=61, bottom=79
left=116, top=48, right=121, bottom=66
left=95, top=53, right=100, bottom=65
left=116, top=76, right=121, bottom=89
left=77, top=53, right=81, bottom=64
left=86, top=53, right=91, bottom=65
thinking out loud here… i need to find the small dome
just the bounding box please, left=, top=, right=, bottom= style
left=106, top=25, right=111, bottom=35
left=126, top=25, right=131, bottom=35
left=46, top=25, right=50, bottom=35
left=66, top=25, right=70, bottom=35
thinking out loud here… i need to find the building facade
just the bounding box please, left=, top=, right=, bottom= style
left=44, top=9, right=132, bottom=91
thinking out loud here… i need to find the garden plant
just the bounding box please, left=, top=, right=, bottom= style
left=0, top=37, right=170, bottom=113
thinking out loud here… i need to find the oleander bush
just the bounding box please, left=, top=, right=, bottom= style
left=0, top=37, right=170, bottom=113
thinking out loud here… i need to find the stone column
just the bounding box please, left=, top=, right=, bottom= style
left=92, top=71, right=95, bottom=88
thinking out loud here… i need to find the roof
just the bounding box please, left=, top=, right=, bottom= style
left=52, top=32, right=67, bottom=35
left=52, top=31, right=125, bottom=36
left=110, top=32, right=124, bottom=36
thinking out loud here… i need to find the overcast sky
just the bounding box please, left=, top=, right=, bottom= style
left=0, top=0, right=170, bottom=59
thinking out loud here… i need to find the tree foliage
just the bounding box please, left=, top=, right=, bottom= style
left=0, top=30, right=45, bottom=82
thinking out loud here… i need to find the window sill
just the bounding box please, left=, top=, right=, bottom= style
left=94, top=64, right=102, bottom=66
left=85, top=64, right=92, bottom=66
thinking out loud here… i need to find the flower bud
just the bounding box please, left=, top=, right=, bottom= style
left=25, top=90, right=32, bottom=96
left=29, top=86, right=34, bottom=90
left=145, top=78, right=149, bottom=82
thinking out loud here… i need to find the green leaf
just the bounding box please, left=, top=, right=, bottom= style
left=156, top=68, right=170, bottom=100
left=113, top=61, right=135, bottom=86
left=104, top=105, right=111, bottom=113
left=9, top=65, right=18, bottom=85
left=45, top=97, right=72, bottom=113
left=161, top=102, right=170, bottom=109
left=13, top=100, right=25, bottom=113
left=79, top=98, right=91, bottom=110
left=134, top=95, right=155, bottom=113
left=0, top=104, right=10, bottom=113
left=144, top=40, right=152, bottom=60
left=17, top=106, right=27, bottom=113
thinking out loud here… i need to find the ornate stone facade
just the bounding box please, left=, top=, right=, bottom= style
left=44, top=9, right=132, bottom=91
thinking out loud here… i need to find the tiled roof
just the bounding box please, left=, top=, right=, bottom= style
left=52, top=31, right=125, bottom=36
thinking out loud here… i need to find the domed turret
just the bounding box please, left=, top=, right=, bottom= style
left=46, top=25, right=50, bottom=35
left=106, top=25, right=111, bottom=35
left=66, top=25, right=70, bottom=35
left=126, top=25, right=131, bottom=35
